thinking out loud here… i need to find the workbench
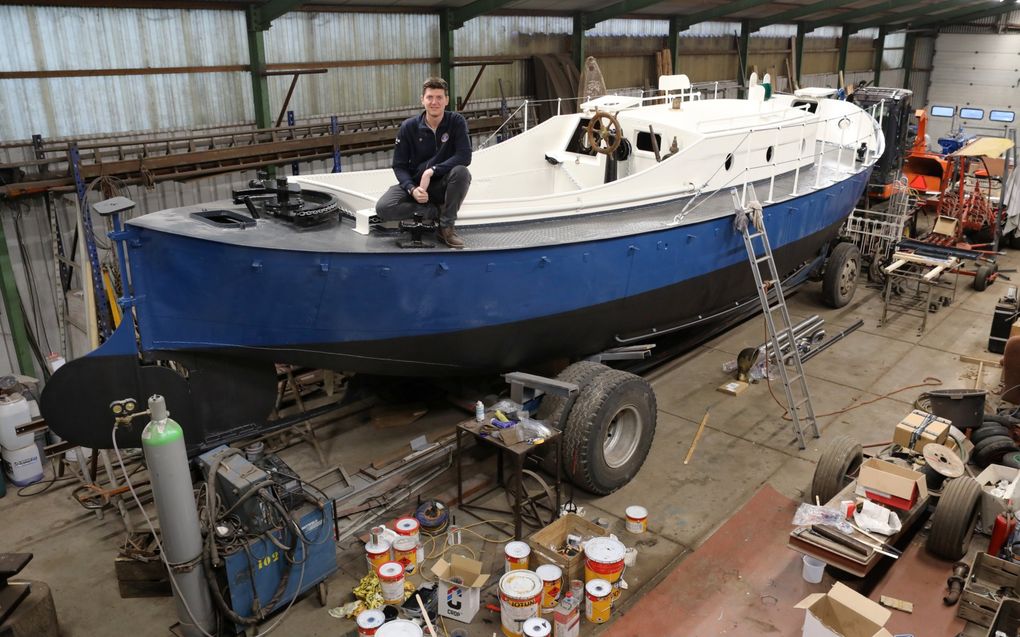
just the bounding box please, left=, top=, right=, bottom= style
left=787, top=481, right=929, bottom=577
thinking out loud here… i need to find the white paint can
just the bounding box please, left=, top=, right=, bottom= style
left=394, top=516, right=424, bottom=563
left=1, top=443, right=42, bottom=487
left=504, top=540, right=531, bottom=573
left=522, top=617, right=552, bottom=637
left=356, top=609, right=386, bottom=636
left=499, top=570, right=543, bottom=637
left=377, top=561, right=406, bottom=604
left=625, top=506, right=648, bottom=534
left=376, top=619, right=424, bottom=637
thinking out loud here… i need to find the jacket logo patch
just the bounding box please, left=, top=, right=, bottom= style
left=441, top=132, right=449, bottom=143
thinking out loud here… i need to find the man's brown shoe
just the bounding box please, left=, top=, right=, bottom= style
left=438, top=226, right=465, bottom=249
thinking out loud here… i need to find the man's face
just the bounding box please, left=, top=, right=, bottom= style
left=422, top=87, right=448, bottom=118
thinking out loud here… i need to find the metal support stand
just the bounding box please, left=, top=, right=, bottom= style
left=735, top=189, right=819, bottom=449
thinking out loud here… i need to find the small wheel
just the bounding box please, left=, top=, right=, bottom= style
left=867, top=251, right=887, bottom=285
left=973, top=265, right=992, bottom=291
left=914, top=393, right=933, bottom=413
left=561, top=369, right=656, bottom=494
left=927, top=477, right=981, bottom=560
left=504, top=469, right=556, bottom=528
left=972, top=435, right=1020, bottom=468
left=822, top=243, right=861, bottom=308
left=585, top=111, right=623, bottom=156
left=810, top=435, right=863, bottom=503
left=1002, top=451, right=1020, bottom=469
left=317, top=581, right=328, bottom=607
left=970, top=424, right=1011, bottom=445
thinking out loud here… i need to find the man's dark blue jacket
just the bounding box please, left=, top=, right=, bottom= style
left=392, top=111, right=472, bottom=194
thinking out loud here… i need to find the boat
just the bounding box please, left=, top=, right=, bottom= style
left=41, top=75, right=884, bottom=458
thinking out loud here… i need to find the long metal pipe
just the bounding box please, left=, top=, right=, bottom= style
left=802, top=319, right=865, bottom=363
left=761, top=314, right=823, bottom=358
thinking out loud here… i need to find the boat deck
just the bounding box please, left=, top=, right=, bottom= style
left=129, top=149, right=865, bottom=253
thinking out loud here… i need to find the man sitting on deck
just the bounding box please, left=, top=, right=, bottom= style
left=375, top=77, right=472, bottom=249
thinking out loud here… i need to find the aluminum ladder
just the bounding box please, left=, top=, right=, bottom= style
left=733, top=189, right=819, bottom=449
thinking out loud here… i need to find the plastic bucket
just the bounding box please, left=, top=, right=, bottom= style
left=584, top=579, right=612, bottom=624
left=356, top=609, right=386, bottom=636
left=802, top=555, right=825, bottom=583
left=378, top=561, right=406, bottom=604
left=499, top=570, right=543, bottom=637
left=535, top=564, right=563, bottom=609
left=1, top=444, right=43, bottom=487
left=625, top=506, right=648, bottom=534
left=583, top=537, right=626, bottom=599
left=376, top=619, right=423, bottom=637
left=927, top=389, right=986, bottom=431
left=504, top=540, right=531, bottom=573
left=522, top=617, right=552, bottom=637
left=392, top=536, right=418, bottom=574
left=365, top=538, right=392, bottom=573
left=0, top=394, right=32, bottom=450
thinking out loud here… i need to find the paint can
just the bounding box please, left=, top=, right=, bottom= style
left=498, top=570, right=543, bottom=637
left=625, top=506, right=648, bottom=534
left=356, top=609, right=386, bottom=636
left=583, top=537, right=626, bottom=599
left=535, top=564, right=563, bottom=609
left=375, top=619, right=424, bottom=637
left=392, top=536, right=418, bottom=573
left=522, top=617, right=552, bottom=637
left=366, top=527, right=392, bottom=573
left=0, top=393, right=32, bottom=450
left=504, top=540, right=531, bottom=573
left=584, top=579, right=612, bottom=624
left=1, top=443, right=43, bottom=487
left=395, top=517, right=424, bottom=563
left=377, top=561, right=406, bottom=604
left=243, top=441, right=265, bottom=463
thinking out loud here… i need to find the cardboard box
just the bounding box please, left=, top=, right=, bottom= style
left=855, top=459, right=928, bottom=511
left=975, top=464, right=1020, bottom=534
left=431, top=555, right=490, bottom=624
left=891, top=410, right=950, bottom=452
left=527, top=514, right=607, bottom=583
left=795, top=582, right=893, bottom=637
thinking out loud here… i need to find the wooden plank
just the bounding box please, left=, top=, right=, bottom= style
left=960, top=355, right=1003, bottom=368
left=880, top=595, right=913, bottom=613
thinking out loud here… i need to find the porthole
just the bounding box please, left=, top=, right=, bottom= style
left=724, top=153, right=733, bottom=171
left=765, top=146, right=774, bottom=162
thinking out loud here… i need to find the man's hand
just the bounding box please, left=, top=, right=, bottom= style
left=411, top=186, right=429, bottom=204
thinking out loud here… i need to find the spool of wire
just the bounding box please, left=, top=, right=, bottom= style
left=416, top=500, right=449, bottom=537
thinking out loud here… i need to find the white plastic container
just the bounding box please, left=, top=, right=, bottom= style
left=376, top=619, right=424, bottom=637
left=801, top=555, right=825, bottom=583
left=2, top=443, right=43, bottom=486
left=0, top=393, right=32, bottom=450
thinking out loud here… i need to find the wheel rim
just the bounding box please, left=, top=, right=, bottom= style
left=839, top=257, right=859, bottom=297
left=603, top=405, right=643, bottom=469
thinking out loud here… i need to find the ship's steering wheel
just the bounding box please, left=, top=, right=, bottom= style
left=586, top=111, right=623, bottom=155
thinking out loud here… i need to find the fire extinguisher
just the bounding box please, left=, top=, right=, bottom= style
left=988, top=512, right=1017, bottom=558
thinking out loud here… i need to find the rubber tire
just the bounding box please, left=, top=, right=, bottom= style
left=536, top=360, right=610, bottom=427
left=1002, top=451, right=1020, bottom=469
left=971, top=435, right=1020, bottom=468
left=927, top=476, right=982, bottom=560
left=561, top=369, right=657, bottom=495
left=970, top=424, right=1011, bottom=445
left=810, top=435, right=864, bottom=504
left=822, top=242, right=861, bottom=308
left=974, top=265, right=992, bottom=292
left=984, top=414, right=1020, bottom=426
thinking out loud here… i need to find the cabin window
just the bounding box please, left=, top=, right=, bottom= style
left=990, top=110, right=1015, bottom=123
left=765, top=146, right=774, bottom=163
left=792, top=100, right=819, bottom=114
left=930, top=105, right=954, bottom=118
left=635, top=131, right=662, bottom=153
left=724, top=154, right=734, bottom=171
left=960, top=107, right=984, bottom=120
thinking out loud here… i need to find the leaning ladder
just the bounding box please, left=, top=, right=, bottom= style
left=733, top=189, right=819, bottom=449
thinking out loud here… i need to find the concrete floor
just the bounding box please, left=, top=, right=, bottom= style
left=2, top=246, right=1013, bottom=637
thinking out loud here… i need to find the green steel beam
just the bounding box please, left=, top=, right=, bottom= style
left=668, top=15, right=679, bottom=74
left=838, top=25, right=850, bottom=73
left=573, top=13, right=586, bottom=76
left=802, top=0, right=918, bottom=32
left=795, top=22, right=805, bottom=85
left=246, top=8, right=272, bottom=129
left=902, top=32, right=916, bottom=90
left=749, top=0, right=853, bottom=33
left=675, top=0, right=777, bottom=30
left=0, top=217, right=34, bottom=376
left=248, top=0, right=304, bottom=31
left=582, top=0, right=665, bottom=29
left=873, top=25, right=886, bottom=85
left=849, top=0, right=993, bottom=31
left=440, top=9, right=455, bottom=103
left=911, top=1, right=1014, bottom=28
left=449, top=0, right=517, bottom=29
